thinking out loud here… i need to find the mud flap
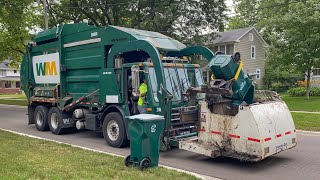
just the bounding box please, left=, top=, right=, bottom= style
left=28, top=105, right=35, bottom=125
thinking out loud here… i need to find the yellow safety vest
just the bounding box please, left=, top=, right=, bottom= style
left=138, top=83, right=147, bottom=106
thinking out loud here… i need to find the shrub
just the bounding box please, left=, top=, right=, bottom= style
left=287, top=87, right=320, bottom=96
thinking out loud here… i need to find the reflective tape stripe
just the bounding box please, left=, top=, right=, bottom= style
left=199, top=128, right=206, bottom=132
left=264, top=137, right=272, bottom=142
left=211, top=131, right=221, bottom=135
left=229, top=134, right=240, bottom=139
left=276, top=134, right=282, bottom=138
left=248, top=137, right=261, bottom=142
left=285, top=131, right=291, bottom=135
left=64, top=38, right=101, bottom=48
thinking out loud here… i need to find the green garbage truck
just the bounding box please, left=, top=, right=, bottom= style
left=21, top=23, right=214, bottom=149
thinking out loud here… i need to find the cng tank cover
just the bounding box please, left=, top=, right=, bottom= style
left=128, top=114, right=164, bottom=120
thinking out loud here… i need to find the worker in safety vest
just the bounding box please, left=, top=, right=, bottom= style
left=137, top=78, right=147, bottom=114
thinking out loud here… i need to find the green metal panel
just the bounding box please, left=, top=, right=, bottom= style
left=99, top=68, right=121, bottom=105
left=34, top=27, right=60, bottom=43
left=166, top=46, right=215, bottom=61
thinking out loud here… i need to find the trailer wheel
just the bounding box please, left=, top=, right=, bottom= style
left=48, top=107, right=67, bottom=135
left=34, top=105, right=49, bottom=131
left=103, top=112, right=128, bottom=148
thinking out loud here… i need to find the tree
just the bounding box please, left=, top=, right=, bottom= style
left=227, top=0, right=261, bottom=30
left=266, top=0, right=320, bottom=99
left=47, top=0, right=227, bottom=44
left=263, top=60, right=303, bottom=92
left=0, top=0, right=42, bottom=65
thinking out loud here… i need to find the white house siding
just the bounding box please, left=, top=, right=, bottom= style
left=6, top=69, right=20, bottom=77
left=234, top=30, right=266, bottom=88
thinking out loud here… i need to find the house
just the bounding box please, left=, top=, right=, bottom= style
left=205, top=27, right=268, bottom=88
left=310, top=68, right=320, bottom=88
left=0, top=60, right=21, bottom=94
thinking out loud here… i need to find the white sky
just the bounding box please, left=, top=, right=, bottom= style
left=225, top=0, right=235, bottom=16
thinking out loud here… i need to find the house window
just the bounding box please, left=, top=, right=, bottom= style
left=5, top=81, right=11, bottom=88
left=219, top=45, right=226, bottom=54
left=249, top=33, right=254, bottom=41
left=251, top=45, right=256, bottom=59
left=313, top=68, right=320, bottom=76
left=16, top=81, right=20, bottom=88
left=256, top=69, right=261, bottom=79
left=14, top=70, right=17, bottom=73
left=226, top=44, right=234, bottom=55
left=0, top=70, right=5, bottom=76
left=212, top=46, right=219, bottom=53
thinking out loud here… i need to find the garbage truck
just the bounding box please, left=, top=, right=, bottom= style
left=21, top=23, right=296, bottom=161
left=21, top=23, right=210, bottom=149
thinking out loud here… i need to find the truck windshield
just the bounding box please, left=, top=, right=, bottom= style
left=148, top=67, right=203, bottom=102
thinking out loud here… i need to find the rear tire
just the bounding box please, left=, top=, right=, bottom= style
left=103, top=112, right=128, bottom=148
left=48, top=107, right=67, bottom=135
left=34, top=105, right=49, bottom=131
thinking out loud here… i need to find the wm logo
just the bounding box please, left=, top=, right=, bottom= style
left=36, top=61, right=58, bottom=76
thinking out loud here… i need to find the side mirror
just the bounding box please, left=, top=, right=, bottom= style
left=131, top=65, right=140, bottom=98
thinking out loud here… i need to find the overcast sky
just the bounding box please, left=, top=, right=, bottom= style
left=225, top=0, right=235, bottom=16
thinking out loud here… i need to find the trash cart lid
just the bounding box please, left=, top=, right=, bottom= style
left=127, top=114, right=164, bottom=121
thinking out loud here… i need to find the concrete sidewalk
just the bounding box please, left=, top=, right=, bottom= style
left=291, top=111, right=320, bottom=114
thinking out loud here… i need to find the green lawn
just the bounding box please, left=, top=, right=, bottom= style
left=0, top=94, right=26, bottom=99
left=0, top=94, right=27, bottom=106
left=0, top=130, right=196, bottom=179
left=281, top=94, right=320, bottom=112
left=0, top=99, right=27, bottom=106
left=291, top=112, right=320, bottom=131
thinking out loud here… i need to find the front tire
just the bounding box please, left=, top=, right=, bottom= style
left=102, top=112, right=128, bottom=148
left=34, top=105, right=49, bottom=131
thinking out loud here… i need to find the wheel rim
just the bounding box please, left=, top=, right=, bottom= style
left=36, top=111, right=43, bottom=126
left=50, top=113, right=59, bottom=129
left=107, top=120, right=119, bottom=141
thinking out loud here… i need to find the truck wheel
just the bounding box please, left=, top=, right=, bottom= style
left=34, top=105, right=49, bottom=131
left=103, top=112, right=128, bottom=148
left=48, top=107, right=67, bottom=135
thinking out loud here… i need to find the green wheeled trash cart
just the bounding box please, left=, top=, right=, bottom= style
left=125, top=114, right=164, bottom=170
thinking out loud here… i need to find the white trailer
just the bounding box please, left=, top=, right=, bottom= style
left=179, top=92, right=297, bottom=162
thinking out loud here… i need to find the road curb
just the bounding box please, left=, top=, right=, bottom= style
left=0, top=128, right=217, bottom=180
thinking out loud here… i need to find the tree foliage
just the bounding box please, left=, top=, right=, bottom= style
left=0, top=0, right=41, bottom=65
left=47, top=0, right=227, bottom=44
left=266, top=0, right=320, bottom=98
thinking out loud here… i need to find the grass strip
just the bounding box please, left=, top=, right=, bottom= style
left=0, top=130, right=197, bottom=179
left=291, top=112, right=320, bottom=131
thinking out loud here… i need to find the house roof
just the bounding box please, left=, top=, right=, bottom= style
left=210, top=27, right=268, bottom=47
left=0, top=60, right=11, bottom=69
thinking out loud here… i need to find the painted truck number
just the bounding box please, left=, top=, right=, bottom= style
left=151, top=124, right=156, bottom=133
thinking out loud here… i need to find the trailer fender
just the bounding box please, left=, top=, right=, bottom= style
left=101, top=105, right=129, bottom=139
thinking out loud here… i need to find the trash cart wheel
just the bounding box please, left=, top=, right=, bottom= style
left=139, top=158, right=151, bottom=171
left=124, top=155, right=131, bottom=167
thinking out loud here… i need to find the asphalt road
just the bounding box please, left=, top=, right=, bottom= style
left=0, top=105, right=319, bottom=180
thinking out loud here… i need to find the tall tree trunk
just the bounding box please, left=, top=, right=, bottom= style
left=306, top=67, right=311, bottom=100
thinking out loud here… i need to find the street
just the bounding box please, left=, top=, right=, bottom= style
left=0, top=105, right=319, bottom=180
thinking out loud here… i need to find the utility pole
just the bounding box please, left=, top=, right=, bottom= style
left=42, top=0, right=48, bottom=30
